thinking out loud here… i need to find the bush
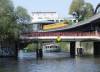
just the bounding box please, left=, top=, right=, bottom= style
left=23, top=43, right=37, bottom=52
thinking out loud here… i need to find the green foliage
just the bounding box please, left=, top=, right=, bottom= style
left=0, top=0, right=19, bottom=40
left=15, top=6, right=32, bottom=33
left=0, top=0, right=14, bottom=15
left=58, top=42, right=70, bottom=52
left=84, top=3, right=94, bottom=18
left=15, top=6, right=31, bottom=24
left=0, top=0, right=31, bottom=41
left=64, top=20, right=73, bottom=25
left=24, top=43, right=37, bottom=52
left=69, top=0, right=85, bottom=14
left=69, top=0, right=94, bottom=21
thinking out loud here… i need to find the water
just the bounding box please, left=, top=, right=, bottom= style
left=0, top=51, right=100, bottom=72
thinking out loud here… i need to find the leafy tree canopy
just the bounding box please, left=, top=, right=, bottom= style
left=15, top=6, right=31, bottom=24
left=0, top=0, right=31, bottom=41
left=15, top=6, right=32, bottom=33
left=69, top=0, right=94, bottom=21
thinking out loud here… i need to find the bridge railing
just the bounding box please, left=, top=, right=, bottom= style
left=21, top=31, right=100, bottom=37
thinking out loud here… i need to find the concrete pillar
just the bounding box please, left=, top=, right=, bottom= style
left=82, top=42, right=94, bottom=56
left=94, top=42, right=100, bottom=56
left=15, top=41, right=19, bottom=58
left=75, top=41, right=94, bottom=56
left=75, top=41, right=84, bottom=56
left=75, top=41, right=81, bottom=56
left=70, top=41, right=75, bottom=57
left=36, top=41, right=43, bottom=59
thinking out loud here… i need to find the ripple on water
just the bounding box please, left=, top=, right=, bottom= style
left=0, top=53, right=100, bottom=72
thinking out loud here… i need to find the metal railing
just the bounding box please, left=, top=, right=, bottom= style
left=21, top=31, right=100, bottom=37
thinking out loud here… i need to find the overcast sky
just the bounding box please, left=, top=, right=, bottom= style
left=13, top=0, right=100, bottom=17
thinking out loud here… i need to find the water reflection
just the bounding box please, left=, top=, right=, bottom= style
left=0, top=52, right=100, bottom=72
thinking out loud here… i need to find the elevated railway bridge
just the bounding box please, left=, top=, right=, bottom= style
left=0, top=13, right=100, bottom=58
left=19, top=13, right=100, bottom=58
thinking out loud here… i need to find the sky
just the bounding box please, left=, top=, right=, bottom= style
left=13, top=0, right=100, bottom=17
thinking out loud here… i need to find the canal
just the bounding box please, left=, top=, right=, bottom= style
left=0, top=51, right=100, bottom=72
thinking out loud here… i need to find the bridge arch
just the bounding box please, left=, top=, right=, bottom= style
left=94, top=3, right=100, bottom=14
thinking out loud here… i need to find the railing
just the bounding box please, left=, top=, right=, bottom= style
left=21, top=31, right=100, bottom=37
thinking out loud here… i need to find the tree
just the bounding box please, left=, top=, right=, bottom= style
left=15, top=6, right=32, bottom=33
left=69, top=0, right=84, bottom=15
left=24, top=43, right=37, bottom=52
left=15, top=6, right=31, bottom=24
left=69, top=0, right=94, bottom=21
left=0, top=0, right=31, bottom=40
left=83, top=3, right=94, bottom=19
left=0, top=0, right=19, bottom=40
left=0, top=0, right=31, bottom=41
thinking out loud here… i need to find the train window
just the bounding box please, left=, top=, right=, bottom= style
left=46, top=46, right=47, bottom=48
left=49, top=46, right=51, bottom=48
left=56, top=46, right=58, bottom=48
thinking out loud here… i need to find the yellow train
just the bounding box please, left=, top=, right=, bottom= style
left=43, top=22, right=68, bottom=30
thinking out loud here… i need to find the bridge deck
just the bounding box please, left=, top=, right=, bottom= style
left=21, top=32, right=100, bottom=40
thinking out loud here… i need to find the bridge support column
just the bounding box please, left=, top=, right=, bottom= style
left=75, top=41, right=84, bottom=56
left=75, top=42, right=94, bottom=56
left=94, top=42, right=100, bottom=56
left=70, top=41, right=76, bottom=58
left=36, top=41, right=43, bottom=59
